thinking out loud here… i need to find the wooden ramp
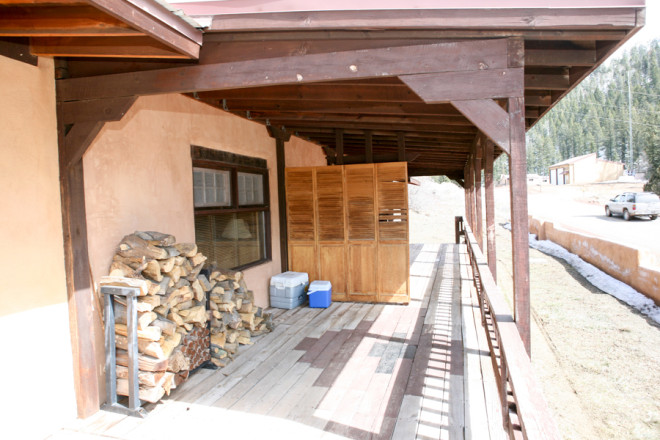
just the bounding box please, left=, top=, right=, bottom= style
left=50, top=244, right=507, bottom=440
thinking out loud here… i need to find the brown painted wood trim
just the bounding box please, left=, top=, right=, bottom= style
left=274, top=136, right=289, bottom=272
left=207, top=8, right=640, bottom=32
left=397, top=132, right=405, bottom=162
left=452, top=99, right=510, bottom=155
left=508, top=96, right=531, bottom=355
left=473, top=137, right=483, bottom=251
left=59, top=96, right=137, bottom=125
left=56, top=39, right=510, bottom=102
left=364, top=130, right=373, bottom=163
left=0, top=37, right=38, bottom=65
left=484, top=140, right=497, bottom=282
left=86, top=0, right=201, bottom=58
left=335, top=129, right=344, bottom=165
left=400, top=68, right=524, bottom=103
left=192, top=145, right=268, bottom=169
left=59, top=154, right=101, bottom=418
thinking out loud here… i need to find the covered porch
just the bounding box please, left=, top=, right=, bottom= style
left=54, top=243, right=508, bottom=440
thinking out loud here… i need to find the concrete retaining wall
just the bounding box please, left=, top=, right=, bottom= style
left=529, top=216, right=660, bottom=305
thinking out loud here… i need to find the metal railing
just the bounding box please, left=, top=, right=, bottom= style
left=455, top=216, right=560, bottom=440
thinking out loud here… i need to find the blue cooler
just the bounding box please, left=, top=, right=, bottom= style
left=308, top=280, right=332, bottom=308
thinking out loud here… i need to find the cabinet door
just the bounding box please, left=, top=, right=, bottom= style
left=377, top=162, right=408, bottom=242
left=348, top=244, right=378, bottom=302
left=286, top=168, right=315, bottom=242
left=345, top=165, right=376, bottom=241
left=378, top=243, right=409, bottom=303
left=289, top=244, right=317, bottom=281
left=316, top=167, right=345, bottom=242
left=320, top=245, right=347, bottom=300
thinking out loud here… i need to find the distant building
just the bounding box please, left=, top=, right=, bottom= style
left=549, top=153, right=624, bottom=185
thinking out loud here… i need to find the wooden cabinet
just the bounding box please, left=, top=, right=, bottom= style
left=286, top=162, right=409, bottom=304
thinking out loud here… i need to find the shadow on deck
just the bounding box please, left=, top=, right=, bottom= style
left=52, top=243, right=506, bottom=440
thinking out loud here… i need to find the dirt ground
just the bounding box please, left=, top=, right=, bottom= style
left=408, top=177, right=660, bottom=440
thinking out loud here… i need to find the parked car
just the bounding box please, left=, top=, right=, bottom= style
left=605, top=192, right=660, bottom=221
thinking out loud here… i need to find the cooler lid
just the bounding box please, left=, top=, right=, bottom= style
left=270, top=271, right=309, bottom=287
left=308, top=280, right=332, bottom=292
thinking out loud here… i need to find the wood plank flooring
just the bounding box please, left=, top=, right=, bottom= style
left=48, top=244, right=506, bottom=440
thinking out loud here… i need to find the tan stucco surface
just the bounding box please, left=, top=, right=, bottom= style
left=85, top=94, right=325, bottom=308
left=529, top=216, right=660, bottom=305
left=0, top=56, right=67, bottom=316
left=286, top=135, right=327, bottom=167
left=0, top=56, right=77, bottom=438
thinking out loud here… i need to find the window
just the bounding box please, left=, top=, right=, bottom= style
left=191, top=146, right=270, bottom=270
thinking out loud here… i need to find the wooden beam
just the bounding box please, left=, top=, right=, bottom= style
left=58, top=125, right=101, bottom=418
left=484, top=140, right=497, bottom=282
left=247, top=112, right=472, bottom=126
left=57, top=39, right=510, bottom=101
left=207, top=8, right=641, bottom=32
left=59, top=96, right=136, bottom=125
left=0, top=6, right=137, bottom=36
left=524, top=73, right=570, bottom=90
left=199, top=83, right=423, bottom=103
left=397, top=132, right=406, bottom=162
left=0, top=37, right=37, bottom=65
left=451, top=99, right=510, bottom=155
left=266, top=126, right=291, bottom=273
left=223, top=100, right=461, bottom=116
left=525, top=49, right=597, bottom=67
left=278, top=121, right=478, bottom=134
left=473, top=137, right=483, bottom=251
left=30, top=36, right=191, bottom=58
left=508, top=96, right=531, bottom=355
left=400, top=68, right=524, bottom=102
left=365, top=130, right=373, bottom=163
left=86, top=0, right=201, bottom=58
left=335, top=129, right=344, bottom=165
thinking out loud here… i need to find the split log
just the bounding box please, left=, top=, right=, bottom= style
left=116, top=365, right=165, bottom=387
left=174, top=242, right=197, bottom=257
left=151, top=317, right=177, bottom=336
left=99, top=276, right=148, bottom=297
left=118, top=234, right=168, bottom=260
left=116, top=349, right=168, bottom=372
left=142, top=260, right=163, bottom=282
left=115, top=334, right=165, bottom=359
left=135, top=231, right=175, bottom=247
left=115, top=323, right=162, bottom=342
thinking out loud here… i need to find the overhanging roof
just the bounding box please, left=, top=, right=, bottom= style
left=2, top=1, right=645, bottom=178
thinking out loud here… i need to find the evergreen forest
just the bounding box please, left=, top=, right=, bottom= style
left=493, top=39, right=660, bottom=194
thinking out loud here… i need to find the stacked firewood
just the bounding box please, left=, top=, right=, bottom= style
left=205, top=266, right=274, bottom=367
left=103, top=230, right=274, bottom=403
left=105, top=231, right=210, bottom=403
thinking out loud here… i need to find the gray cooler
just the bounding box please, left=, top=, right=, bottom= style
left=269, top=271, right=309, bottom=309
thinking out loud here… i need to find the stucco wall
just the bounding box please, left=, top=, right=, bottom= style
left=596, top=160, right=624, bottom=182
left=0, top=56, right=76, bottom=437
left=529, top=216, right=660, bottom=305
left=84, top=94, right=325, bottom=308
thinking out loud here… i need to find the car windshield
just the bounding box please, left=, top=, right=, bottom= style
left=637, top=193, right=660, bottom=203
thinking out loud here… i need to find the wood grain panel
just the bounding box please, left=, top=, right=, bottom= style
left=348, top=244, right=377, bottom=296
left=378, top=243, right=409, bottom=300
left=289, top=244, right=317, bottom=281
left=319, top=245, right=347, bottom=300
left=377, top=162, right=408, bottom=242
left=345, top=164, right=375, bottom=241
left=316, top=167, right=345, bottom=242
left=286, top=168, right=315, bottom=242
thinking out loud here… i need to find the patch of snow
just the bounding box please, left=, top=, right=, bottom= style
left=502, top=222, right=660, bottom=324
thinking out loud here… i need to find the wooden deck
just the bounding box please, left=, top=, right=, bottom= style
left=49, top=243, right=507, bottom=440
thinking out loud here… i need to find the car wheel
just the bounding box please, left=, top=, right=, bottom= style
left=623, top=209, right=631, bottom=221
left=605, top=206, right=612, bottom=217
left=651, top=215, right=658, bottom=220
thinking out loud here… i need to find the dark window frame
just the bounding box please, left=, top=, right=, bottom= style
left=192, top=146, right=271, bottom=271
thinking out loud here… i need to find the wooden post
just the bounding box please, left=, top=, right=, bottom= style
left=397, top=132, right=406, bottom=162
left=365, top=130, right=373, bottom=163
left=267, top=126, right=292, bottom=273
left=59, top=152, right=101, bottom=418
left=508, top=96, right=531, bottom=355
left=484, top=139, right=497, bottom=282
left=335, top=129, right=344, bottom=165
left=474, top=137, right=483, bottom=251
